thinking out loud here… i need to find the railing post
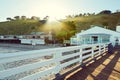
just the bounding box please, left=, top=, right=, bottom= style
left=106, top=43, right=108, bottom=51
left=103, top=44, right=106, bottom=53
left=99, top=44, right=101, bottom=55
left=79, top=48, right=83, bottom=64
left=54, top=51, right=62, bottom=80
left=91, top=45, right=95, bottom=59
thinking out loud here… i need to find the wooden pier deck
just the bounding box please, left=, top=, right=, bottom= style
left=65, top=46, right=120, bottom=80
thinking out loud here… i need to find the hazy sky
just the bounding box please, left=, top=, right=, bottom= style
left=0, top=0, right=120, bottom=21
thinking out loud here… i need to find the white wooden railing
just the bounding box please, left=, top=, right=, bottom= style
left=0, top=43, right=109, bottom=80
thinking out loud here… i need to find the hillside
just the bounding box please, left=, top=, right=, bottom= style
left=61, top=12, right=120, bottom=32
left=0, top=20, right=43, bottom=35
left=0, top=12, right=120, bottom=42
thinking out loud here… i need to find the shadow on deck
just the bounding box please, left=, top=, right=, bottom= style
left=65, top=46, right=120, bottom=80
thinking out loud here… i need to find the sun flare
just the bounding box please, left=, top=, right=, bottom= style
left=41, top=3, right=67, bottom=21
left=31, top=1, right=67, bottom=22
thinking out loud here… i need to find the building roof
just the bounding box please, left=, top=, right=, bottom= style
left=77, top=26, right=120, bottom=37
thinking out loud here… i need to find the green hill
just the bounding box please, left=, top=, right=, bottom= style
left=0, top=19, right=43, bottom=35
left=61, top=12, right=120, bottom=32
left=0, top=12, right=120, bottom=42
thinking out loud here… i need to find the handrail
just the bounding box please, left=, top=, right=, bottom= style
left=0, top=43, right=109, bottom=80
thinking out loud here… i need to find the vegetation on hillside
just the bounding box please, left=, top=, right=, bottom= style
left=0, top=20, right=43, bottom=35
left=55, top=10, right=120, bottom=42
left=0, top=16, right=48, bottom=35
left=0, top=10, right=120, bottom=43
left=61, top=10, right=120, bottom=32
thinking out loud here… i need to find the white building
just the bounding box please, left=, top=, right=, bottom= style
left=0, top=32, right=48, bottom=45
left=71, top=26, right=120, bottom=46
left=20, top=32, right=48, bottom=45
left=116, top=25, right=120, bottom=32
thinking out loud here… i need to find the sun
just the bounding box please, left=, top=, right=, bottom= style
left=47, top=16, right=56, bottom=23
left=43, top=3, right=66, bottom=21
left=33, top=1, right=67, bottom=22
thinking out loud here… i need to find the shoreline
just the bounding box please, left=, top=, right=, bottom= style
left=0, top=43, right=61, bottom=53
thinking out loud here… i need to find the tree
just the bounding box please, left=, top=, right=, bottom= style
left=92, top=13, right=95, bottom=15
left=99, top=10, right=112, bottom=14
left=14, top=16, right=20, bottom=20
left=56, top=31, right=67, bottom=42
left=43, top=16, right=49, bottom=20
left=79, top=13, right=83, bottom=16
left=39, top=16, right=49, bottom=24
left=6, top=17, right=12, bottom=21
left=21, top=16, right=27, bottom=20
left=31, top=16, right=40, bottom=20
left=83, top=13, right=87, bottom=16
left=75, top=15, right=79, bottom=17
left=87, top=13, right=91, bottom=16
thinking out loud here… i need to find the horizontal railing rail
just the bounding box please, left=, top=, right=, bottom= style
left=0, top=43, right=109, bottom=80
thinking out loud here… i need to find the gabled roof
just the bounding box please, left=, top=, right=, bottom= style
left=77, top=26, right=120, bottom=37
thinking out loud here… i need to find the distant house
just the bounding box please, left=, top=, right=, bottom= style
left=22, top=32, right=48, bottom=39
left=0, top=35, right=21, bottom=43
left=20, top=32, right=50, bottom=45
left=71, top=26, right=120, bottom=46
left=0, top=32, right=52, bottom=45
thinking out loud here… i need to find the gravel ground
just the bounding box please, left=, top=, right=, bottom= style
left=0, top=43, right=61, bottom=53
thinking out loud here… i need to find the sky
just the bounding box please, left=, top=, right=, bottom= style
left=0, top=0, right=120, bottom=21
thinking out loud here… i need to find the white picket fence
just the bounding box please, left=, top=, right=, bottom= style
left=0, top=43, right=108, bottom=80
